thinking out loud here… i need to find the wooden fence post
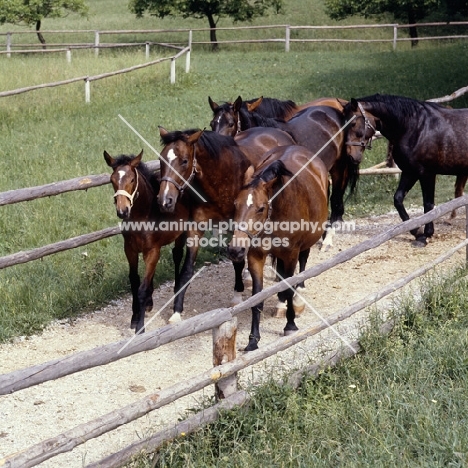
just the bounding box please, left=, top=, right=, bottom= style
left=465, top=204, right=468, bottom=264
left=145, top=41, right=150, bottom=59
left=393, top=25, right=398, bottom=50
left=285, top=25, right=290, bottom=52
left=66, top=48, right=71, bottom=63
left=94, top=31, right=100, bottom=57
left=6, top=32, right=11, bottom=58
left=212, top=317, right=238, bottom=400
left=186, top=31, right=192, bottom=73
left=170, top=57, right=176, bottom=84
left=85, top=78, right=90, bottom=103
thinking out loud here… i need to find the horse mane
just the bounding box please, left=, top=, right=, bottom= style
left=246, top=160, right=294, bottom=189
left=160, top=128, right=241, bottom=161
left=109, top=154, right=159, bottom=190
left=244, top=97, right=298, bottom=120
left=356, top=94, right=442, bottom=119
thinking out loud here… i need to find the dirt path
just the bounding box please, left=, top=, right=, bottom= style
left=0, top=210, right=466, bottom=467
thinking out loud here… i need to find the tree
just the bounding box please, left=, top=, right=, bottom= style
left=324, top=0, right=468, bottom=46
left=0, top=0, right=88, bottom=46
left=129, top=0, right=284, bottom=50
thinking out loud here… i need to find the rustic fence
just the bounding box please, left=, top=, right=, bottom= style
left=1, top=22, right=468, bottom=56
left=0, top=195, right=468, bottom=467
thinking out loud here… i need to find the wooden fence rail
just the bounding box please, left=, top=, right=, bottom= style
left=1, top=198, right=467, bottom=468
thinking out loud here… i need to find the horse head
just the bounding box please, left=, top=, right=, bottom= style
left=343, top=98, right=379, bottom=164
left=157, top=127, right=203, bottom=213
left=104, top=150, right=143, bottom=219
left=227, top=160, right=292, bottom=263
left=209, top=96, right=242, bottom=136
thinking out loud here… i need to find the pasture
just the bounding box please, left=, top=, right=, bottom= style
left=1, top=0, right=468, bottom=466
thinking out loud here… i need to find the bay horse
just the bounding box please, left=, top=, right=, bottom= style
left=227, top=146, right=329, bottom=351
left=208, top=95, right=347, bottom=136
left=104, top=150, right=189, bottom=333
left=219, top=104, right=361, bottom=239
left=157, top=128, right=281, bottom=323
left=343, top=93, right=468, bottom=246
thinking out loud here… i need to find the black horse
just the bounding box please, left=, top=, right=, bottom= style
left=344, top=93, right=468, bottom=246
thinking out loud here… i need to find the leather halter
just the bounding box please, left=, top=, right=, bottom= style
left=114, top=168, right=139, bottom=206
left=346, top=102, right=376, bottom=150
left=160, top=147, right=198, bottom=195
left=237, top=199, right=273, bottom=239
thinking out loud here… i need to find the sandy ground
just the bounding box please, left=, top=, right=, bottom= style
left=0, top=209, right=467, bottom=467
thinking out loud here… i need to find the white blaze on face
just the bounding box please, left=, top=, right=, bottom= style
left=246, top=193, right=253, bottom=207
left=118, top=170, right=125, bottom=182
left=167, top=148, right=177, bottom=163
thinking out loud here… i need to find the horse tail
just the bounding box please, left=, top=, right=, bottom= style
left=344, top=154, right=360, bottom=202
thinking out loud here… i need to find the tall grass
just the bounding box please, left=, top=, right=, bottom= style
left=1, top=0, right=468, bottom=341
left=134, top=266, right=468, bottom=467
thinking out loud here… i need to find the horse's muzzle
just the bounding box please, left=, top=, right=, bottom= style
left=227, top=245, right=247, bottom=263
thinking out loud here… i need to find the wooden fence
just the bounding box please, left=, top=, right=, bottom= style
left=1, top=21, right=468, bottom=57
left=0, top=195, right=468, bottom=467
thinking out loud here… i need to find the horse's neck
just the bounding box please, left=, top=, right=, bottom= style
left=129, top=175, right=156, bottom=220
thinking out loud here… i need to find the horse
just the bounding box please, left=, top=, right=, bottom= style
left=218, top=104, right=360, bottom=243
left=208, top=95, right=347, bottom=136
left=343, top=93, right=468, bottom=246
left=227, top=146, right=329, bottom=351
left=104, top=150, right=189, bottom=333
left=156, top=128, right=283, bottom=323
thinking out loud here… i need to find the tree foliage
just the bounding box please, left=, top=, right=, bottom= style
left=129, top=0, right=284, bottom=49
left=0, top=0, right=88, bottom=26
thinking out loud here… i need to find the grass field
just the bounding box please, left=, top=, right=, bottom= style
left=1, top=0, right=468, bottom=342
left=138, top=266, right=468, bottom=467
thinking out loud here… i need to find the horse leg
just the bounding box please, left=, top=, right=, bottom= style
left=451, top=175, right=468, bottom=219
left=245, top=252, right=266, bottom=352
left=280, top=258, right=300, bottom=336
left=274, top=257, right=288, bottom=318
left=415, top=174, right=437, bottom=247
left=170, top=231, right=202, bottom=323
left=292, top=248, right=310, bottom=315
left=231, top=259, right=246, bottom=305
left=124, top=241, right=141, bottom=330
left=393, top=170, right=420, bottom=238
left=172, top=233, right=187, bottom=294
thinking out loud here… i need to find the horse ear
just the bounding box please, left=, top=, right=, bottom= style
left=188, top=129, right=204, bottom=145
left=103, top=150, right=115, bottom=167
left=243, top=165, right=255, bottom=184
left=247, top=97, right=263, bottom=113
left=208, top=96, right=218, bottom=111
left=159, top=126, right=168, bottom=138
left=233, top=96, right=243, bottom=112
left=350, top=98, right=359, bottom=111
left=130, top=150, right=143, bottom=167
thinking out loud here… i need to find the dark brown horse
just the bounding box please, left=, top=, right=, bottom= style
left=227, top=146, right=329, bottom=351
left=104, top=150, right=188, bottom=333
left=208, top=95, right=347, bottom=136
left=343, top=93, right=468, bottom=246
left=156, top=128, right=279, bottom=322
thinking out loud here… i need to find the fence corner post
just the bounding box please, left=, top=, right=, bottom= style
left=212, top=317, right=238, bottom=401
left=186, top=30, right=192, bottom=73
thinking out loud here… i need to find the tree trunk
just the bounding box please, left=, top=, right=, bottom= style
left=207, top=14, right=218, bottom=51
left=407, top=9, right=418, bottom=48
left=36, top=20, right=46, bottom=49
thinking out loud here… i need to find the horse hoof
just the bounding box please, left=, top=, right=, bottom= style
left=293, top=288, right=306, bottom=315
left=284, top=329, right=297, bottom=337
left=231, top=292, right=243, bottom=306
left=411, top=237, right=427, bottom=248
left=130, top=321, right=138, bottom=330
left=242, top=269, right=252, bottom=288
left=168, top=312, right=182, bottom=324
left=244, top=342, right=258, bottom=352
left=273, top=301, right=287, bottom=318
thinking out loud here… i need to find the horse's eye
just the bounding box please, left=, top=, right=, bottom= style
left=257, top=206, right=265, bottom=214
left=182, top=159, right=189, bottom=165
left=229, top=122, right=235, bottom=128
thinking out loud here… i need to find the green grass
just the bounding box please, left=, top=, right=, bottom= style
left=133, top=266, right=468, bottom=467
left=1, top=0, right=468, bottom=342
